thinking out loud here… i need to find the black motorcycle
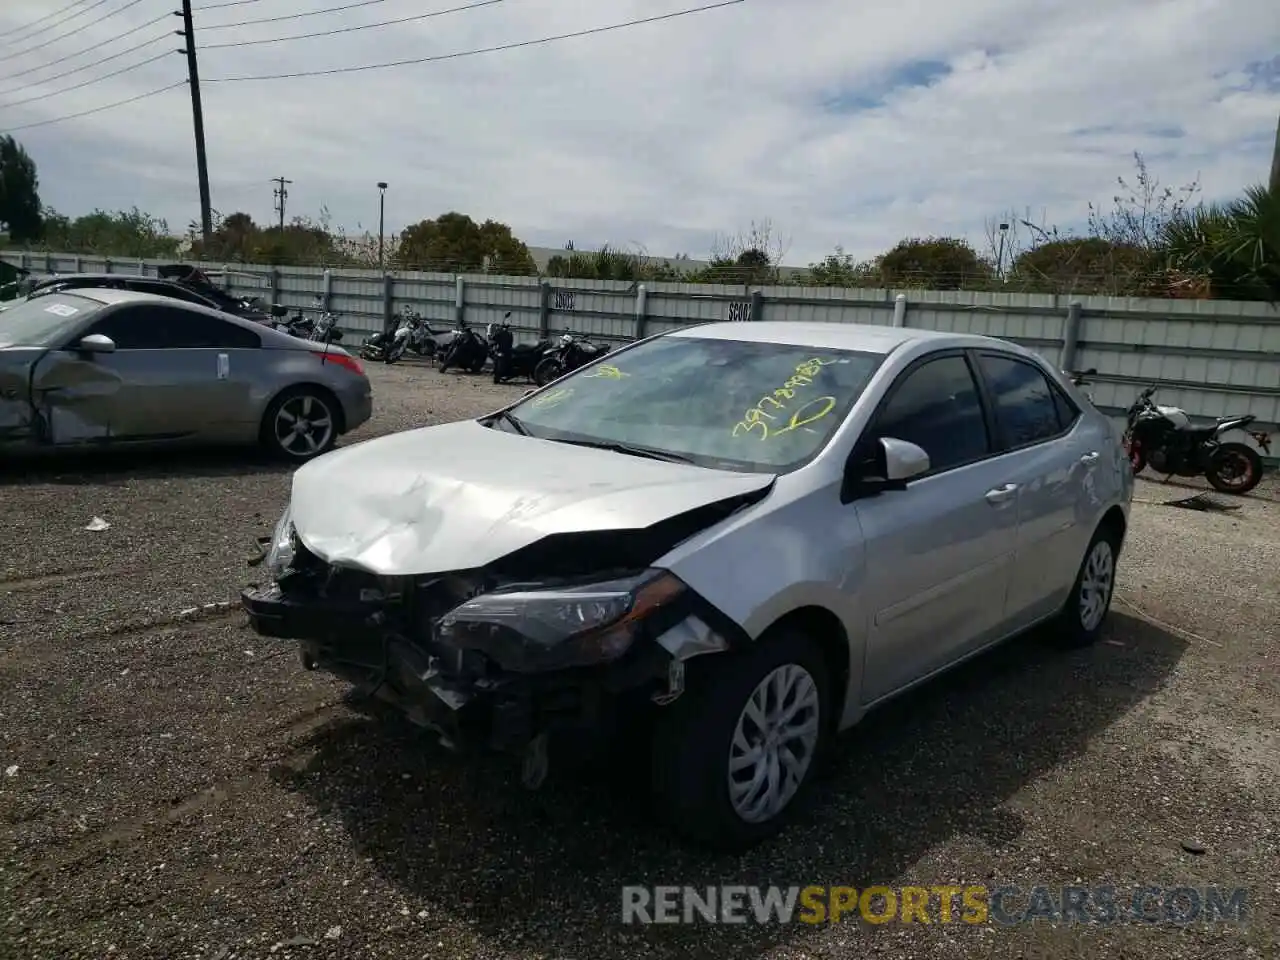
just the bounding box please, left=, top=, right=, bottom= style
left=532, top=331, right=611, bottom=386
left=489, top=313, right=553, bottom=383
left=438, top=323, right=489, bottom=374
left=1123, top=384, right=1268, bottom=494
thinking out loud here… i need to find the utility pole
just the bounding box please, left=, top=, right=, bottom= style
left=272, top=176, right=292, bottom=231
left=176, top=0, right=212, bottom=246
left=1269, top=110, right=1280, bottom=194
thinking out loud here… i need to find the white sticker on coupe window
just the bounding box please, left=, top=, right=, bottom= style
left=44, top=303, right=79, bottom=317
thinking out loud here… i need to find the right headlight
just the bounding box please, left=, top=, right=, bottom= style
left=264, top=503, right=297, bottom=580
left=436, top=569, right=686, bottom=672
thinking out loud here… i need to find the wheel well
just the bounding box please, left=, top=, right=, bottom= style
left=763, top=605, right=851, bottom=724
left=1099, top=504, right=1126, bottom=550
left=262, top=382, right=347, bottom=437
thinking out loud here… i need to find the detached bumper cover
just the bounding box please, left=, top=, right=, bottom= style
left=240, top=582, right=671, bottom=754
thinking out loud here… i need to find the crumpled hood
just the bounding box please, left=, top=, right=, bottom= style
left=289, top=419, right=774, bottom=576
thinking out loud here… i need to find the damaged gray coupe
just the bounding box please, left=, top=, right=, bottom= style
left=244, top=321, right=1132, bottom=849
left=0, top=288, right=372, bottom=460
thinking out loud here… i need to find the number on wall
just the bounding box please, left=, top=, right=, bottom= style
left=554, top=291, right=575, bottom=311
left=726, top=301, right=752, bottom=322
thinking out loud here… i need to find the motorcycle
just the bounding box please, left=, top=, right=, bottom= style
left=1123, top=384, right=1269, bottom=494
left=384, top=307, right=444, bottom=364
left=438, top=322, right=489, bottom=373
left=532, top=331, right=611, bottom=386
left=488, top=312, right=553, bottom=384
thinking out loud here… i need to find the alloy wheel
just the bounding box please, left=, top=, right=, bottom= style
left=274, top=394, right=334, bottom=457
left=727, top=663, right=821, bottom=824
left=1078, top=539, right=1115, bottom=632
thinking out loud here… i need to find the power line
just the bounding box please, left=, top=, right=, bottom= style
left=1, top=0, right=147, bottom=59
left=0, top=0, right=112, bottom=49
left=0, top=0, right=93, bottom=42
left=0, top=80, right=184, bottom=134
left=0, top=51, right=174, bottom=110
left=195, top=0, right=273, bottom=9
left=202, top=0, right=509, bottom=48
left=0, top=34, right=171, bottom=96
left=200, top=0, right=403, bottom=30
left=0, top=14, right=171, bottom=83
left=206, top=0, right=746, bottom=82
left=1, top=0, right=147, bottom=60
left=0, top=16, right=170, bottom=84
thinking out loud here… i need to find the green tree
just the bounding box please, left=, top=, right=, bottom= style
left=396, top=212, right=535, bottom=274
left=39, top=207, right=180, bottom=258
left=801, top=246, right=875, bottom=286
left=0, top=135, right=42, bottom=242
left=874, top=237, right=992, bottom=290
left=1162, top=184, right=1280, bottom=301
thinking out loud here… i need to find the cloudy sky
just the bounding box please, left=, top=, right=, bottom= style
left=1, top=0, right=1277, bottom=265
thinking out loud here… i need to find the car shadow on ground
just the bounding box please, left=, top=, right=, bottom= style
left=274, top=611, right=1186, bottom=958
left=0, top=447, right=306, bottom=486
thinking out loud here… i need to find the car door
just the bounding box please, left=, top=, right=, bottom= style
left=972, top=351, right=1097, bottom=627
left=853, top=351, right=1021, bottom=705
left=75, top=305, right=260, bottom=441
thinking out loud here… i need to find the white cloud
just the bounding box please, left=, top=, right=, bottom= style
left=1, top=0, right=1277, bottom=264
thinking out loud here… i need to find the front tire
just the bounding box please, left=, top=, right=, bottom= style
left=1206, top=443, right=1263, bottom=495
left=650, top=629, right=830, bottom=851
left=1054, top=523, right=1120, bottom=648
left=533, top=357, right=561, bottom=386
left=261, top=387, right=339, bottom=462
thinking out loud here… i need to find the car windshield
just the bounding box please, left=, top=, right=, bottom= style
left=505, top=334, right=886, bottom=473
left=0, top=294, right=101, bottom=347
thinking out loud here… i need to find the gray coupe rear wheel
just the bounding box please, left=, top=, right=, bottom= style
left=262, top=387, right=338, bottom=462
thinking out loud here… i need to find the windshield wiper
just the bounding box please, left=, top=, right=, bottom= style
left=491, top=410, right=531, bottom=436
left=549, top=437, right=696, bottom=464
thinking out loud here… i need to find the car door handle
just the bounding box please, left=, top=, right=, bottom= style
left=984, top=483, right=1019, bottom=505
left=1080, top=451, right=1100, bottom=466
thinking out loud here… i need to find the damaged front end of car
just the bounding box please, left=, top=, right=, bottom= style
left=241, top=495, right=759, bottom=785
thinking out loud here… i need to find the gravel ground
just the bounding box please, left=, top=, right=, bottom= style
left=1, top=360, right=1277, bottom=960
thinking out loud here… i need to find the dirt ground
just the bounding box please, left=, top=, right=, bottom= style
left=2, top=361, right=1277, bottom=960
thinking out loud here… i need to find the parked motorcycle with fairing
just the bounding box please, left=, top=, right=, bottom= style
left=1123, top=384, right=1269, bottom=494
left=307, top=307, right=344, bottom=344
left=438, top=321, right=488, bottom=373
left=488, top=312, right=553, bottom=384
left=384, top=306, right=446, bottom=364
left=532, top=330, right=611, bottom=386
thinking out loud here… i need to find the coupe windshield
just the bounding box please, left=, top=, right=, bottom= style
left=507, top=335, right=885, bottom=472
left=0, top=295, right=100, bottom=347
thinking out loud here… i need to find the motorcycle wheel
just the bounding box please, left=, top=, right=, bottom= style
left=469, top=356, right=487, bottom=374
left=1124, top=435, right=1146, bottom=475
left=1206, top=443, right=1264, bottom=495
left=533, top=357, right=561, bottom=386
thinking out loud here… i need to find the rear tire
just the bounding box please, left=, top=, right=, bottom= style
left=1053, top=523, right=1120, bottom=648
left=260, top=386, right=339, bottom=463
left=650, top=629, right=830, bottom=851
left=1206, top=443, right=1263, bottom=495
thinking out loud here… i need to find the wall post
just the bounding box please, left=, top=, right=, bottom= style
left=891, top=293, right=907, bottom=327
left=750, top=288, right=764, bottom=322
left=539, top=279, right=551, bottom=338
left=1059, top=300, right=1083, bottom=372
left=383, top=273, right=395, bottom=334
left=454, top=275, right=465, bottom=326
left=634, top=283, right=648, bottom=340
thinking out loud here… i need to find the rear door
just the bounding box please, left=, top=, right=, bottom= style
left=853, top=351, right=1021, bottom=704
left=73, top=305, right=262, bottom=441
left=971, top=351, right=1095, bottom=627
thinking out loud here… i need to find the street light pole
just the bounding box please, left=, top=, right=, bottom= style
left=377, top=182, right=388, bottom=270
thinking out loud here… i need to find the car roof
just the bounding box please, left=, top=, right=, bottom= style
left=667, top=320, right=1009, bottom=355
left=35, top=274, right=192, bottom=288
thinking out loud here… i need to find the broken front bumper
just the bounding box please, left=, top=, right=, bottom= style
left=240, top=581, right=673, bottom=756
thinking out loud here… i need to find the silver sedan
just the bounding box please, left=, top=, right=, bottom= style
left=0, top=287, right=372, bottom=461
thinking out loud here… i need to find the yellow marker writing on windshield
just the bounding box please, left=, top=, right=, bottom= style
left=733, top=396, right=837, bottom=440
left=531, top=387, right=573, bottom=409
left=734, top=358, right=838, bottom=438
left=583, top=363, right=628, bottom=379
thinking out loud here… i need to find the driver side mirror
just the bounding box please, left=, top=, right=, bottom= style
left=75, top=333, right=116, bottom=354
left=842, top=437, right=930, bottom=501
